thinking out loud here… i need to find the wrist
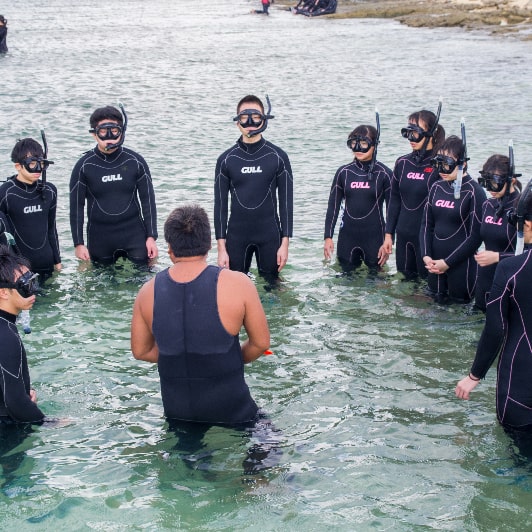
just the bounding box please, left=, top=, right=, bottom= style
left=468, top=373, right=480, bottom=382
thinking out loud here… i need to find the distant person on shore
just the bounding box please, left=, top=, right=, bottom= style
left=69, top=105, right=158, bottom=266
left=324, top=123, right=391, bottom=274
left=0, top=15, right=8, bottom=53
left=382, top=105, right=445, bottom=280
left=214, top=95, right=293, bottom=284
left=252, top=0, right=272, bottom=15
left=0, top=136, right=61, bottom=281
left=474, top=153, right=521, bottom=311
left=456, top=181, right=532, bottom=449
left=292, top=0, right=336, bottom=16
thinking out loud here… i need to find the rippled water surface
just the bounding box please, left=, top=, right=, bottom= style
left=1, top=1, right=532, bottom=529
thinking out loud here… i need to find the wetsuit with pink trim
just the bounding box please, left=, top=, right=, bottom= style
left=324, top=158, right=391, bottom=271
left=420, top=174, right=484, bottom=302
left=469, top=244, right=532, bottom=429
left=385, top=150, right=440, bottom=279
left=214, top=136, right=293, bottom=278
left=474, top=190, right=519, bottom=311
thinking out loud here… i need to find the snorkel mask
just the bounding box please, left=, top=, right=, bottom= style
left=507, top=179, right=532, bottom=255
left=403, top=99, right=442, bottom=163
left=0, top=270, right=40, bottom=297
left=346, top=108, right=380, bottom=181
left=89, top=103, right=128, bottom=152
left=233, top=94, right=274, bottom=138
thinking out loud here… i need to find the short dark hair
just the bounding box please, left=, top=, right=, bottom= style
left=237, top=95, right=264, bottom=114
left=164, top=205, right=211, bottom=258
left=90, top=106, right=123, bottom=129
left=349, top=125, right=377, bottom=143
left=482, top=154, right=523, bottom=192
left=0, top=245, right=31, bottom=284
left=438, top=135, right=464, bottom=161
left=11, top=138, right=44, bottom=164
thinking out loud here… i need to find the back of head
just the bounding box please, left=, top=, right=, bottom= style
left=164, top=205, right=211, bottom=258
left=237, top=95, right=264, bottom=114
left=11, top=138, right=44, bottom=163
left=90, top=106, right=123, bottom=129
left=0, top=245, right=30, bottom=283
left=0, top=15, right=6, bottom=25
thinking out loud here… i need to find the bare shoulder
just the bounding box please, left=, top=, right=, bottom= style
left=135, top=277, right=155, bottom=308
left=219, top=268, right=255, bottom=291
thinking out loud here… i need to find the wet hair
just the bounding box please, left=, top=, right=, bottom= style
left=0, top=245, right=30, bottom=284
left=520, top=186, right=532, bottom=216
left=349, top=125, right=377, bottom=143
left=10, top=138, right=44, bottom=164
left=482, top=154, right=523, bottom=192
left=164, top=205, right=211, bottom=258
left=89, top=106, right=123, bottom=129
left=408, top=109, right=445, bottom=152
left=0, top=15, right=6, bottom=25
left=236, top=95, right=264, bottom=114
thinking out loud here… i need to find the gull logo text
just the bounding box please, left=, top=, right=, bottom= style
left=241, top=167, right=262, bottom=174
left=102, top=174, right=122, bottom=182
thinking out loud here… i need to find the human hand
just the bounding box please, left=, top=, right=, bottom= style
left=74, top=245, right=90, bottom=261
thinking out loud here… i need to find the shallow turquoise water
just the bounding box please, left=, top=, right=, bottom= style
left=1, top=1, right=532, bottom=529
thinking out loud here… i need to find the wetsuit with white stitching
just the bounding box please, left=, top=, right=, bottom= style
left=69, top=146, right=158, bottom=264
left=474, top=191, right=519, bottom=311
left=385, top=151, right=440, bottom=279
left=152, top=265, right=259, bottom=424
left=0, top=177, right=61, bottom=276
left=469, top=245, right=532, bottom=428
left=324, top=158, right=391, bottom=271
left=0, top=309, right=45, bottom=423
left=214, top=137, right=293, bottom=276
left=420, top=174, right=484, bottom=302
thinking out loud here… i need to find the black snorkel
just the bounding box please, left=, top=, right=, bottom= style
left=106, top=102, right=127, bottom=151
left=37, top=129, right=54, bottom=200
left=454, top=118, right=468, bottom=200
left=416, top=99, right=442, bottom=163
left=495, top=140, right=521, bottom=221
left=233, top=94, right=274, bottom=138
left=367, top=107, right=380, bottom=181
left=508, top=179, right=532, bottom=255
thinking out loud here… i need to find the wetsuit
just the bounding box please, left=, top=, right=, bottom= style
left=385, top=150, right=440, bottom=279
left=420, top=174, right=484, bottom=303
left=152, top=265, right=259, bottom=424
left=0, top=25, right=7, bottom=53
left=0, top=212, right=8, bottom=246
left=324, top=158, right=391, bottom=272
left=0, top=309, right=45, bottom=423
left=469, top=244, right=532, bottom=429
left=214, top=137, right=293, bottom=277
left=474, top=190, right=519, bottom=311
left=70, top=146, right=158, bottom=265
left=0, top=176, right=61, bottom=276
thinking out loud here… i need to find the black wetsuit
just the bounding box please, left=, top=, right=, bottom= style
left=0, top=177, right=61, bottom=276
left=420, top=174, right=484, bottom=303
left=152, top=265, right=259, bottom=425
left=385, top=150, right=441, bottom=279
left=0, top=26, right=7, bottom=53
left=0, top=309, right=45, bottom=423
left=470, top=244, right=532, bottom=429
left=474, top=191, right=519, bottom=311
left=214, top=137, right=293, bottom=277
left=70, top=146, right=158, bottom=265
left=324, top=158, right=391, bottom=271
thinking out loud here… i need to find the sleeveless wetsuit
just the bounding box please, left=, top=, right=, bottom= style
left=385, top=150, right=440, bottom=279
left=0, top=309, right=45, bottom=423
left=324, top=158, right=391, bottom=271
left=474, top=190, right=519, bottom=311
left=69, top=146, right=158, bottom=265
left=0, top=176, right=61, bottom=276
left=214, top=137, right=293, bottom=277
left=420, top=174, right=484, bottom=303
left=152, top=265, right=259, bottom=424
left=470, top=244, right=532, bottom=429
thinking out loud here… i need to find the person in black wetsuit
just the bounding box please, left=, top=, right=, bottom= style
left=0, top=246, right=45, bottom=423
left=420, top=135, right=485, bottom=303
left=456, top=181, right=532, bottom=439
left=324, top=124, right=392, bottom=273
left=131, top=205, right=281, bottom=476
left=383, top=108, right=445, bottom=280
left=0, top=16, right=7, bottom=54
left=69, top=105, right=158, bottom=266
left=474, top=154, right=521, bottom=311
left=0, top=137, right=61, bottom=280
left=214, top=95, right=293, bottom=282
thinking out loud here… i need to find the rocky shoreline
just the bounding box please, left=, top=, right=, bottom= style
left=277, top=0, right=532, bottom=39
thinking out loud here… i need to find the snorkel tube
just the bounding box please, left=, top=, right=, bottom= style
left=234, top=94, right=274, bottom=138
left=38, top=128, right=54, bottom=199
left=510, top=174, right=531, bottom=256
left=417, top=98, right=442, bottom=163
left=454, top=118, right=467, bottom=200
left=495, top=140, right=520, bottom=221
left=104, top=102, right=128, bottom=152
left=367, top=107, right=380, bottom=181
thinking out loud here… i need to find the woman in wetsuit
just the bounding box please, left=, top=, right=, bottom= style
left=324, top=124, right=391, bottom=273
left=420, top=135, right=485, bottom=303
left=474, top=154, right=521, bottom=311
left=383, top=108, right=445, bottom=279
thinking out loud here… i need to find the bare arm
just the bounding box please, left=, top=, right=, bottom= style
left=130, top=280, right=159, bottom=363
left=241, top=276, right=270, bottom=363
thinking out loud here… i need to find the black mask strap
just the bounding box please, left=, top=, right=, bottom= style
left=367, top=108, right=380, bottom=181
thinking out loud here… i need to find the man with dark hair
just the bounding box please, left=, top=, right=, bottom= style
left=214, top=94, right=293, bottom=283
left=0, top=15, right=7, bottom=53
left=69, top=105, right=158, bottom=266
left=0, top=137, right=61, bottom=279
left=0, top=245, right=45, bottom=423
left=131, top=204, right=270, bottom=425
